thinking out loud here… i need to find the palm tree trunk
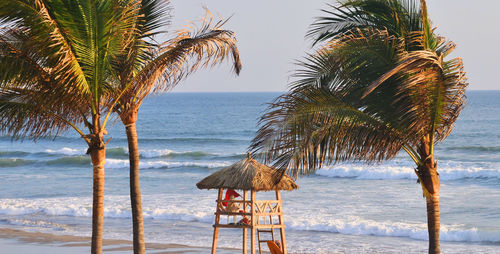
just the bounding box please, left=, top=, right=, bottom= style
left=90, top=146, right=106, bottom=254
left=426, top=194, right=440, bottom=254
left=421, top=169, right=441, bottom=254
left=124, top=113, right=145, bottom=254
left=420, top=164, right=441, bottom=254
left=416, top=137, right=441, bottom=254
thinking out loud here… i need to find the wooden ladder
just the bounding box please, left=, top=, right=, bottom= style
left=257, top=216, right=275, bottom=254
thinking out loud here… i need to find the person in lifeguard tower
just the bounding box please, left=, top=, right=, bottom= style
left=223, top=189, right=241, bottom=224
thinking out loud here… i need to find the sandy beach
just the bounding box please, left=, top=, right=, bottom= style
left=0, top=228, right=238, bottom=254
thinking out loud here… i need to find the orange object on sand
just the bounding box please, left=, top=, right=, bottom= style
left=266, top=241, right=283, bottom=254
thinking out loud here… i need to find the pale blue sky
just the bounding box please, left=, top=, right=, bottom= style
left=168, top=0, right=499, bottom=92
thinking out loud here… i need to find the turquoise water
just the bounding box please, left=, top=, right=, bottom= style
left=0, top=91, right=499, bottom=253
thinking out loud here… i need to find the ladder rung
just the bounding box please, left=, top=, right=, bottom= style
left=257, top=229, right=273, bottom=233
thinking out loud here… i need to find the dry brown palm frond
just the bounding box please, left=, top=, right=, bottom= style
left=393, top=52, right=467, bottom=143
left=435, top=56, right=466, bottom=140
left=364, top=34, right=467, bottom=143
left=364, top=50, right=441, bottom=98
left=113, top=9, right=241, bottom=113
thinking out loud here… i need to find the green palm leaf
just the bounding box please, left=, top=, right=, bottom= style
left=251, top=1, right=467, bottom=252
left=1, top=1, right=144, bottom=252
left=308, top=0, right=421, bottom=44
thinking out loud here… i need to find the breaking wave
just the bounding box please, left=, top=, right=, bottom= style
left=315, top=161, right=500, bottom=180
left=43, top=147, right=244, bottom=160
left=105, top=159, right=231, bottom=169
left=287, top=216, right=500, bottom=243
left=1, top=197, right=499, bottom=243
left=0, top=158, right=34, bottom=167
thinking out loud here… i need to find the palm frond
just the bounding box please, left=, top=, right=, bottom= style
left=110, top=0, right=171, bottom=83
left=297, top=28, right=425, bottom=136
left=33, top=0, right=91, bottom=95
left=115, top=10, right=241, bottom=112
left=0, top=0, right=133, bottom=139
left=0, top=27, right=89, bottom=119
left=137, top=0, right=172, bottom=38
left=0, top=87, right=84, bottom=140
left=308, top=0, right=423, bottom=45
left=365, top=35, right=467, bottom=146
left=251, top=87, right=407, bottom=178
left=252, top=17, right=467, bottom=177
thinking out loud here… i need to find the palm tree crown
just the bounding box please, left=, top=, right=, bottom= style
left=252, top=0, right=466, bottom=182
left=0, top=1, right=144, bottom=253
left=107, top=1, right=241, bottom=253
left=250, top=1, right=467, bottom=253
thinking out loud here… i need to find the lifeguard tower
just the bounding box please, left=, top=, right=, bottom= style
left=197, top=153, right=298, bottom=254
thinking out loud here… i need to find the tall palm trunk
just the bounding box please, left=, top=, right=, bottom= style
left=421, top=162, right=441, bottom=254
left=123, top=110, right=145, bottom=254
left=426, top=194, right=440, bottom=254
left=90, top=144, right=106, bottom=254
left=418, top=138, right=441, bottom=254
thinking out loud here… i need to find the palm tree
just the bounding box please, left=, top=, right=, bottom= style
left=0, top=1, right=138, bottom=253
left=109, top=2, right=241, bottom=253
left=250, top=1, right=467, bottom=253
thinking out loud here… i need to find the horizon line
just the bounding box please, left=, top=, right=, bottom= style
left=167, top=89, right=499, bottom=93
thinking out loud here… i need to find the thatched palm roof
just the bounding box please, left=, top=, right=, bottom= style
left=196, top=154, right=299, bottom=191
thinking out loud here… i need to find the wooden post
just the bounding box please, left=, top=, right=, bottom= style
left=212, top=188, right=223, bottom=254
left=275, top=190, right=287, bottom=254
left=251, top=190, right=256, bottom=254
left=269, top=216, right=275, bottom=242
left=243, top=190, right=248, bottom=254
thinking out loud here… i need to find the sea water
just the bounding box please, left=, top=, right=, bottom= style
left=0, top=91, right=499, bottom=253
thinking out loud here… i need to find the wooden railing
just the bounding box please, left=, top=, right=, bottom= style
left=214, top=199, right=283, bottom=228
left=215, top=199, right=282, bottom=216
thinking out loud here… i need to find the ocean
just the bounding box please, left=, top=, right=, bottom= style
left=0, top=91, right=499, bottom=253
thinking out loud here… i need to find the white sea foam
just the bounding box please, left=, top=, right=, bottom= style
left=140, top=149, right=175, bottom=158
left=40, top=146, right=232, bottom=169
left=105, top=158, right=231, bottom=169
left=315, top=161, right=500, bottom=180
left=27, top=146, right=500, bottom=180
left=139, top=149, right=230, bottom=158
left=0, top=196, right=214, bottom=224
left=44, top=146, right=168, bottom=157
left=0, top=174, right=48, bottom=180
left=286, top=216, right=497, bottom=242
left=316, top=164, right=416, bottom=180
left=7, top=219, right=70, bottom=231
left=45, top=147, right=85, bottom=156
left=1, top=197, right=499, bottom=243
left=44, top=146, right=226, bottom=159
left=44, top=147, right=177, bottom=158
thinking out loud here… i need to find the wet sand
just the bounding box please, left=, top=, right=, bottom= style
left=0, top=228, right=239, bottom=253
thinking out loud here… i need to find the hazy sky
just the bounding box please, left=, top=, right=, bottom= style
left=167, top=0, right=499, bottom=92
